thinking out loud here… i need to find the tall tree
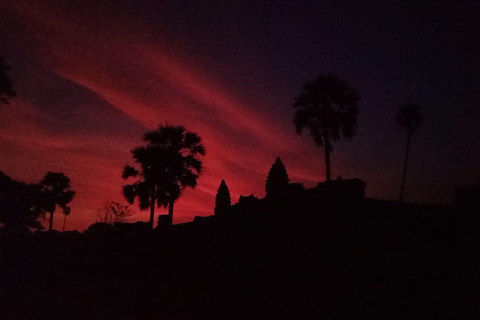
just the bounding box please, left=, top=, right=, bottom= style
left=40, top=172, right=75, bottom=231
left=123, top=124, right=205, bottom=227
left=265, top=157, right=289, bottom=198
left=214, top=180, right=231, bottom=215
left=396, top=104, right=424, bottom=202
left=292, top=73, right=359, bottom=181
left=0, top=57, right=17, bottom=105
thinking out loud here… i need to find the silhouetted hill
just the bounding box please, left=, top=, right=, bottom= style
left=1, top=197, right=478, bottom=320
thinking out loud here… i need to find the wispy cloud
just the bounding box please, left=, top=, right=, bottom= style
left=1, top=0, right=326, bottom=230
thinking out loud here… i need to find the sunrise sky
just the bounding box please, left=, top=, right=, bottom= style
left=1, top=0, right=478, bottom=230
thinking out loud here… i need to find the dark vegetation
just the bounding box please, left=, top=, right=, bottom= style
left=95, top=201, right=133, bottom=224
left=1, top=68, right=478, bottom=319
left=0, top=171, right=44, bottom=230
left=40, top=172, right=75, bottom=232
left=0, top=56, right=16, bottom=105
left=122, top=123, right=205, bottom=228
left=292, top=73, right=359, bottom=181
left=396, top=104, right=424, bottom=201
left=0, top=171, right=74, bottom=231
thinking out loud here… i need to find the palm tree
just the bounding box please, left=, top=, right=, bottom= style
left=396, top=104, right=424, bottom=202
left=122, top=124, right=205, bottom=228
left=40, top=172, right=75, bottom=231
left=62, top=206, right=71, bottom=232
left=292, top=73, right=359, bottom=181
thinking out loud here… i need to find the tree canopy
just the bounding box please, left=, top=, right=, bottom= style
left=0, top=171, right=44, bottom=230
left=292, top=73, right=359, bottom=180
left=123, top=123, right=205, bottom=227
left=40, top=172, right=75, bottom=231
left=396, top=104, right=424, bottom=134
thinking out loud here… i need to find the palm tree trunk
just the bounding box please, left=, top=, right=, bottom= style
left=168, top=200, right=174, bottom=226
left=62, top=214, right=67, bottom=232
left=149, top=196, right=155, bottom=229
left=48, top=211, right=54, bottom=231
left=324, top=135, right=332, bottom=181
left=399, top=131, right=412, bottom=202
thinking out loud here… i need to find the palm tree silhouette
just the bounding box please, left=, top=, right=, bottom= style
left=62, top=206, right=71, bottom=232
left=40, top=172, right=75, bottom=231
left=396, top=104, right=424, bottom=202
left=122, top=124, right=205, bottom=227
left=292, top=73, right=359, bottom=181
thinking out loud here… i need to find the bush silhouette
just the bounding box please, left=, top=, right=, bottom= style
left=96, top=201, right=133, bottom=224
left=0, top=171, right=44, bottom=230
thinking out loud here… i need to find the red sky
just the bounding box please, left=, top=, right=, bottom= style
left=1, top=0, right=478, bottom=230
left=1, top=0, right=326, bottom=230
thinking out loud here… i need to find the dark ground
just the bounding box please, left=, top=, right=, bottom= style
left=1, top=198, right=478, bottom=319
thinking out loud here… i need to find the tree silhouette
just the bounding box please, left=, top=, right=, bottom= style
left=96, top=201, right=133, bottom=224
left=123, top=124, right=205, bottom=227
left=265, top=157, right=289, bottom=198
left=292, top=73, right=359, bottom=181
left=0, top=57, right=17, bottom=105
left=396, top=104, right=424, bottom=202
left=122, top=146, right=179, bottom=228
left=214, top=180, right=231, bottom=215
left=0, top=171, right=44, bottom=230
left=40, top=172, right=75, bottom=231
left=61, top=206, right=71, bottom=232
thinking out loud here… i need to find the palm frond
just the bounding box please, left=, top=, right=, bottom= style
left=40, top=172, right=71, bottom=190
left=396, top=104, right=424, bottom=133
left=292, top=73, right=359, bottom=148
left=59, top=190, right=75, bottom=206
left=122, top=184, right=136, bottom=204
left=125, top=123, right=205, bottom=219
left=183, top=155, right=203, bottom=174
left=122, top=165, right=139, bottom=179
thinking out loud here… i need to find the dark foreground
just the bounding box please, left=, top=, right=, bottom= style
left=1, top=199, right=478, bottom=319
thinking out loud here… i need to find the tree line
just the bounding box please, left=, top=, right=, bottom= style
left=1, top=56, right=425, bottom=231
left=0, top=171, right=74, bottom=231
